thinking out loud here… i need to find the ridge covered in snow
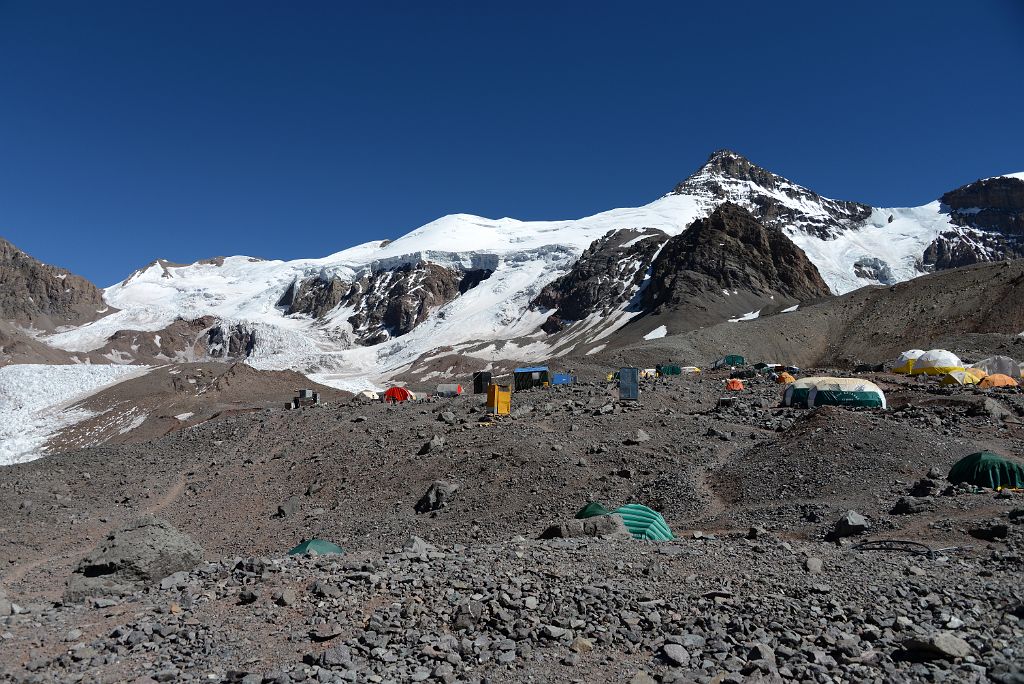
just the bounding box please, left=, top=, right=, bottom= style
left=35, top=151, right=1024, bottom=388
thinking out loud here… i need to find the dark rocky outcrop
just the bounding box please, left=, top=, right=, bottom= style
left=65, top=515, right=203, bottom=601
left=531, top=228, right=668, bottom=328
left=206, top=322, right=256, bottom=359
left=923, top=176, right=1024, bottom=270
left=642, top=203, right=832, bottom=313
left=280, top=275, right=349, bottom=319
left=0, top=237, right=109, bottom=329
left=672, top=150, right=872, bottom=239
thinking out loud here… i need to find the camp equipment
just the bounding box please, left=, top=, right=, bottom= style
left=971, top=356, right=1021, bottom=379
left=513, top=366, right=550, bottom=391
left=978, top=373, right=1019, bottom=389
left=486, top=384, right=511, bottom=415
left=939, top=371, right=981, bottom=386
left=288, top=539, right=343, bottom=556
left=472, top=371, right=492, bottom=394
left=726, top=378, right=744, bottom=391
left=910, top=349, right=963, bottom=376
left=619, top=367, right=640, bottom=401
left=893, top=349, right=925, bottom=374
left=776, top=371, right=796, bottom=384
left=286, top=388, right=321, bottom=409
left=657, top=364, right=682, bottom=376
left=948, top=451, right=1024, bottom=490
left=712, top=355, right=746, bottom=369
left=783, top=376, right=839, bottom=408
left=383, top=387, right=415, bottom=403
left=613, top=504, right=674, bottom=541
left=681, top=366, right=701, bottom=373
left=730, top=369, right=756, bottom=379
left=640, top=368, right=658, bottom=379
left=806, top=378, right=886, bottom=409
left=436, top=383, right=464, bottom=397
left=551, top=372, right=576, bottom=385
left=575, top=501, right=612, bottom=519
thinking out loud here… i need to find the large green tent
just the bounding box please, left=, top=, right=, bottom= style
left=288, top=539, right=344, bottom=556
left=613, top=504, right=674, bottom=541
left=948, top=452, right=1024, bottom=490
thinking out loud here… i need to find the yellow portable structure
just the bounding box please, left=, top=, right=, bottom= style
left=910, top=349, right=964, bottom=376
left=486, top=384, right=511, bottom=415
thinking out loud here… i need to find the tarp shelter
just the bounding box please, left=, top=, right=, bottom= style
left=288, top=539, right=344, bottom=556
left=949, top=451, right=1024, bottom=490
left=552, top=373, right=576, bottom=385
left=783, top=377, right=839, bottom=408
left=657, top=364, right=682, bottom=376
left=893, top=349, right=926, bottom=374
left=712, top=355, right=746, bottom=369
left=436, top=383, right=463, bottom=397
left=939, top=371, right=981, bottom=386
left=486, top=384, right=511, bottom=415
left=979, top=374, right=1019, bottom=389
left=730, top=369, right=756, bottom=379
left=619, top=367, right=640, bottom=401
left=384, top=387, right=415, bottom=403
left=614, top=504, right=674, bottom=541
left=355, top=389, right=379, bottom=402
left=726, top=378, right=745, bottom=391
left=575, top=501, right=612, bottom=519
left=514, top=366, right=550, bottom=391
left=971, top=356, right=1021, bottom=379
left=910, top=349, right=963, bottom=376
left=776, top=371, right=796, bottom=384
left=807, top=378, right=886, bottom=409
left=472, top=371, right=492, bottom=394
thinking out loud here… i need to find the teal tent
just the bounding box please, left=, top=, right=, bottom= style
left=948, top=452, right=1024, bottom=490
left=613, top=504, right=674, bottom=541
left=575, top=501, right=612, bottom=519
left=288, top=539, right=344, bottom=556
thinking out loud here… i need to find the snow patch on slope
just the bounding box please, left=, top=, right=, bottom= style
left=643, top=325, right=668, bottom=340
left=0, top=364, right=150, bottom=466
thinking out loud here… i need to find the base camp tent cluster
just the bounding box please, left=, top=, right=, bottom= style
left=893, top=350, right=1021, bottom=389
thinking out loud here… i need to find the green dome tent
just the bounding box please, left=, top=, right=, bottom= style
left=613, top=504, right=674, bottom=541
left=288, top=539, right=344, bottom=556
left=575, top=501, right=612, bottom=519
left=948, top=452, right=1024, bottom=490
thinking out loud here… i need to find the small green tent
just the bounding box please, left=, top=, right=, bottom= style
left=948, top=452, right=1024, bottom=490
left=712, top=355, right=745, bottom=369
left=657, top=364, right=682, bottom=376
left=575, top=501, right=612, bottom=519
left=288, top=539, right=344, bottom=556
left=613, top=504, right=674, bottom=541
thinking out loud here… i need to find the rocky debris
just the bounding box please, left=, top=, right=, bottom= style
left=624, top=428, right=651, bottom=445
left=275, top=495, right=301, bottom=518
left=540, top=514, right=631, bottom=539
left=418, top=434, right=445, bottom=455
left=830, top=510, right=871, bottom=539
left=414, top=480, right=460, bottom=514
left=531, top=228, right=668, bottom=324
left=901, top=632, right=972, bottom=661
left=804, top=557, right=824, bottom=574
left=65, top=515, right=203, bottom=601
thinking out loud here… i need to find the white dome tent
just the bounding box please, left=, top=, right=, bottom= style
left=909, top=349, right=963, bottom=376
left=893, top=349, right=925, bottom=374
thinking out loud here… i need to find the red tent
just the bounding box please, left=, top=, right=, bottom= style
left=384, top=387, right=414, bottom=403
left=726, top=378, right=745, bottom=391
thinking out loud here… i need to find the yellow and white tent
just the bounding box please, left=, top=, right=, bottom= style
left=783, top=376, right=840, bottom=408
left=939, top=370, right=981, bottom=386
left=910, top=349, right=963, bottom=376
left=893, top=349, right=925, bottom=374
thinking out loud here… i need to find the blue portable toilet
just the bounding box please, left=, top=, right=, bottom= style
left=619, top=367, right=640, bottom=401
left=551, top=373, right=575, bottom=386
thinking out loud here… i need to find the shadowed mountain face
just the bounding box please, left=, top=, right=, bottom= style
left=923, top=176, right=1024, bottom=270
left=642, top=202, right=831, bottom=313
left=0, top=237, right=109, bottom=330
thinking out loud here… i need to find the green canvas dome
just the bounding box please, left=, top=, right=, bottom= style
left=948, top=452, right=1024, bottom=490
left=613, top=504, right=674, bottom=541
left=288, top=539, right=344, bottom=556
left=575, top=501, right=612, bottom=519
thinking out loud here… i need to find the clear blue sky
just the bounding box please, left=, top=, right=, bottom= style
left=1, top=1, right=1022, bottom=286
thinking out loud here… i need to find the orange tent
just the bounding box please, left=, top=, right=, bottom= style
left=726, top=378, right=745, bottom=391
left=979, top=374, right=1019, bottom=389
left=383, top=386, right=414, bottom=403
left=775, top=372, right=796, bottom=384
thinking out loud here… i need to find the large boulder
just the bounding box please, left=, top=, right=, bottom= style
left=829, top=510, right=871, bottom=539
left=415, top=481, right=460, bottom=514
left=65, top=515, right=203, bottom=602
left=540, top=514, right=631, bottom=540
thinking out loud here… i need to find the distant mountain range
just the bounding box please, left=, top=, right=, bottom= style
left=2, top=150, right=1022, bottom=388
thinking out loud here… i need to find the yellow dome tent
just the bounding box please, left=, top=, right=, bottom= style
left=893, top=349, right=925, bottom=374
left=910, top=349, right=964, bottom=376
left=775, top=371, right=796, bottom=384
left=939, top=371, right=981, bottom=386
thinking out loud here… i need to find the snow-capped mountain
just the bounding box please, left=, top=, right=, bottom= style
left=12, top=150, right=1024, bottom=389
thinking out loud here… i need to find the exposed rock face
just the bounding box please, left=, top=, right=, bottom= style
left=672, top=150, right=872, bottom=239
left=65, top=515, right=203, bottom=601
left=923, top=176, right=1024, bottom=270
left=0, top=237, right=109, bottom=329
left=642, top=203, right=832, bottom=312
left=206, top=322, right=257, bottom=359
left=283, top=263, right=493, bottom=345
left=531, top=228, right=668, bottom=329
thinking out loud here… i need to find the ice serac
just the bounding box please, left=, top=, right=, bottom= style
left=672, top=150, right=873, bottom=239
left=0, top=237, right=110, bottom=329
left=530, top=228, right=668, bottom=333
left=641, top=203, right=830, bottom=323
left=923, top=176, right=1024, bottom=270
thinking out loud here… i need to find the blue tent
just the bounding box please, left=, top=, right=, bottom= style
left=551, top=373, right=575, bottom=385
